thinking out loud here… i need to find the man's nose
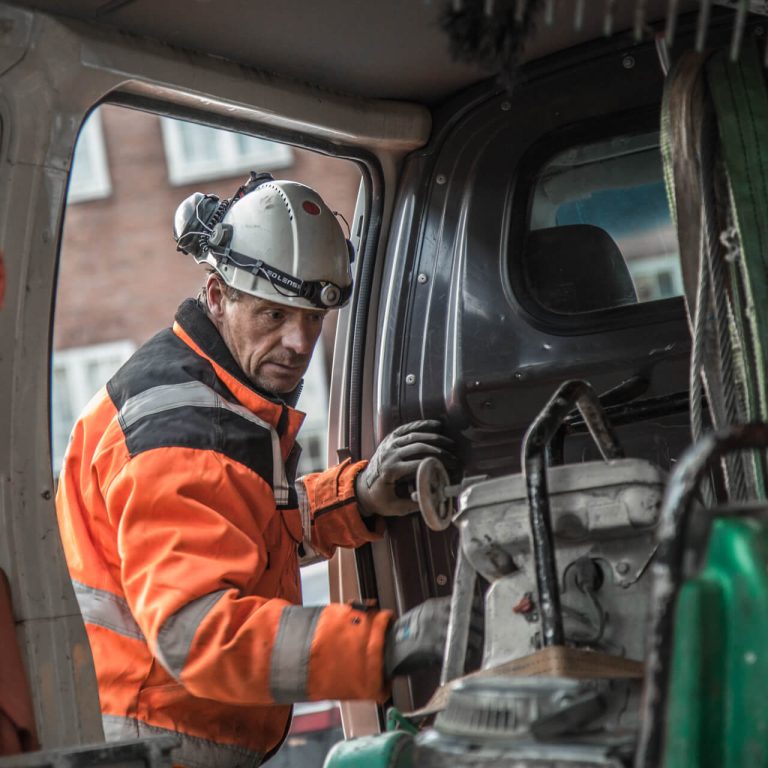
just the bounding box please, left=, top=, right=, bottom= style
left=281, top=317, right=317, bottom=356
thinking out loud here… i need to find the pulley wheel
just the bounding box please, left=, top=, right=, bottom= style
left=416, top=457, right=452, bottom=531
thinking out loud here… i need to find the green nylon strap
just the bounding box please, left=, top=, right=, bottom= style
left=707, top=44, right=768, bottom=427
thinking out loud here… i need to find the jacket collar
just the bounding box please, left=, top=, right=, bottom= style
left=172, top=299, right=305, bottom=447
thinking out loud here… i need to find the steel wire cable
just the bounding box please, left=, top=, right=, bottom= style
left=699, top=116, right=751, bottom=500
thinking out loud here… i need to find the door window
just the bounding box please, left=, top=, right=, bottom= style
left=526, top=130, right=681, bottom=313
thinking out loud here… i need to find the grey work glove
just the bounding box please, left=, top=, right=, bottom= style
left=355, top=419, right=456, bottom=518
left=383, top=596, right=484, bottom=679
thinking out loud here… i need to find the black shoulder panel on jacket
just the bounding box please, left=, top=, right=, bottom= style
left=121, top=404, right=275, bottom=484
left=106, top=328, right=275, bottom=484
left=107, top=328, right=233, bottom=409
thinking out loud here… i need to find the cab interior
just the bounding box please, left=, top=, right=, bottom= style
left=0, top=1, right=765, bottom=765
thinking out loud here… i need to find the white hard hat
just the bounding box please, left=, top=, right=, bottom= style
left=173, top=173, right=354, bottom=309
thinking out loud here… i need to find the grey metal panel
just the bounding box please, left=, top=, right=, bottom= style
left=2, top=1, right=706, bottom=104
left=378, top=32, right=693, bottom=480
left=374, top=20, right=706, bottom=713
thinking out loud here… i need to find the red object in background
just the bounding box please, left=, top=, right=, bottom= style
left=0, top=570, right=39, bottom=755
left=0, top=251, right=5, bottom=310
left=290, top=704, right=341, bottom=735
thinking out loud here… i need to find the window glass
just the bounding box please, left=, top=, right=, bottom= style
left=68, top=109, right=111, bottom=204
left=526, top=131, right=681, bottom=313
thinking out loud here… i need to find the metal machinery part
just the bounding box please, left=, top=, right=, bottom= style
left=0, top=737, right=178, bottom=768
left=415, top=457, right=453, bottom=532
left=458, top=456, right=663, bottom=672
left=414, top=677, right=631, bottom=768
left=450, top=383, right=663, bottom=677
left=635, top=422, right=768, bottom=768
left=407, top=381, right=665, bottom=767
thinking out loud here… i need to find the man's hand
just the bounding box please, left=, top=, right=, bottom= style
left=355, top=419, right=456, bottom=518
left=383, top=596, right=483, bottom=679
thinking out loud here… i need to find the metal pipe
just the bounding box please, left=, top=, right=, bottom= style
left=440, top=546, right=477, bottom=686
left=730, top=0, right=749, bottom=62
left=634, top=423, right=768, bottom=768
left=522, top=380, right=624, bottom=648
left=665, top=0, right=680, bottom=47
left=695, top=0, right=712, bottom=52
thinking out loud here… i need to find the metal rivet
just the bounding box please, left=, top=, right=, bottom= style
left=622, top=55, right=635, bottom=69
left=436, top=174, right=447, bottom=185
left=406, top=374, right=416, bottom=385
left=436, top=574, right=448, bottom=586
left=417, top=273, right=428, bottom=284
left=501, top=101, right=511, bottom=111
left=41, top=489, right=52, bottom=500
left=616, top=561, right=630, bottom=575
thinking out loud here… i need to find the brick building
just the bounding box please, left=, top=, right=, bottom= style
left=52, top=103, right=360, bottom=767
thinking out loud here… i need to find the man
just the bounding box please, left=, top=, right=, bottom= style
left=55, top=173, right=458, bottom=768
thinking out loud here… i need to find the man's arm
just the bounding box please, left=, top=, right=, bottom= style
left=298, top=420, right=456, bottom=560
left=107, top=447, right=392, bottom=706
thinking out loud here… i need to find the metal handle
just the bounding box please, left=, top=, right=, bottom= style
left=440, top=546, right=477, bottom=686
left=522, top=380, right=624, bottom=648
left=635, top=422, right=768, bottom=768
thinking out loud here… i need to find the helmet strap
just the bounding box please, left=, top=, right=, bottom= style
left=212, top=248, right=350, bottom=309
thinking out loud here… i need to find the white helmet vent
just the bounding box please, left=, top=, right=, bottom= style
left=260, top=182, right=294, bottom=222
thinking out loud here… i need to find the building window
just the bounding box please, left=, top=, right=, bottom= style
left=295, top=350, right=329, bottom=476
left=68, top=108, right=112, bottom=204
left=51, top=340, right=135, bottom=472
left=161, top=118, right=294, bottom=186
left=627, top=253, right=684, bottom=302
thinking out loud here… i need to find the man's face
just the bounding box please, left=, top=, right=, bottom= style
left=207, top=278, right=326, bottom=394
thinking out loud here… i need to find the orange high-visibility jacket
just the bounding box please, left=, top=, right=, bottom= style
left=56, top=299, right=392, bottom=768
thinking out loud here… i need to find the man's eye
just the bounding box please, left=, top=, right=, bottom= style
left=266, top=311, right=284, bottom=322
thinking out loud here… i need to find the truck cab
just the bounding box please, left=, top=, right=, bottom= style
left=0, top=2, right=766, bottom=766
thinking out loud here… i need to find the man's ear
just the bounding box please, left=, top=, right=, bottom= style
left=206, top=274, right=226, bottom=319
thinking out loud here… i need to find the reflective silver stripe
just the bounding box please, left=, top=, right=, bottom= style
left=294, top=477, right=322, bottom=565
left=156, top=590, right=228, bottom=679
left=103, top=714, right=262, bottom=768
left=269, top=605, right=323, bottom=704
left=73, top=580, right=144, bottom=641
left=118, top=380, right=290, bottom=504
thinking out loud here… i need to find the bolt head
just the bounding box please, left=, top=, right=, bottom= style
left=406, top=374, right=416, bottom=385
left=417, top=273, right=428, bottom=284
left=622, top=55, right=635, bottom=69
left=436, top=174, right=447, bottom=185
left=436, top=574, right=448, bottom=586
